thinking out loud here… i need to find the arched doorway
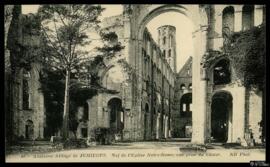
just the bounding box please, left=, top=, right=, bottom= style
left=144, top=103, right=150, bottom=140
left=132, top=5, right=208, bottom=143
left=25, top=120, right=34, bottom=140
left=76, top=102, right=89, bottom=138
left=107, top=98, right=124, bottom=135
left=211, top=91, right=233, bottom=142
left=180, top=93, right=192, bottom=138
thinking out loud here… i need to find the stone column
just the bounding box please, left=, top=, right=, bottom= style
left=137, top=40, right=144, bottom=140
left=39, top=91, right=45, bottom=139
left=248, top=90, right=262, bottom=144
left=254, top=5, right=264, bottom=26
left=162, top=114, right=165, bottom=138
left=88, top=96, right=98, bottom=138
left=232, top=86, right=245, bottom=142
left=227, top=100, right=233, bottom=143
left=156, top=113, right=160, bottom=139
left=212, top=6, right=223, bottom=51
left=234, top=5, right=243, bottom=32
left=191, top=24, right=208, bottom=144
left=168, top=118, right=172, bottom=138
left=164, top=115, right=168, bottom=138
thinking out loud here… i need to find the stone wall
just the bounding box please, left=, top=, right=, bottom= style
left=7, top=8, right=46, bottom=140
left=13, top=63, right=45, bottom=140
left=172, top=57, right=192, bottom=138
left=248, top=90, right=262, bottom=144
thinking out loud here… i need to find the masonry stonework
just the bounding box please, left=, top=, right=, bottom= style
left=5, top=5, right=265, bottom=146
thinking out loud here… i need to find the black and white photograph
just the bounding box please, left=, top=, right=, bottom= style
left=4, top=4, right=267, bottom=163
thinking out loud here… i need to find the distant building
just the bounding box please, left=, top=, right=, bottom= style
left=172, top=57, right=192, bottom=138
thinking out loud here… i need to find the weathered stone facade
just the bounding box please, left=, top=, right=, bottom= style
left=94, top=4, right=265, bottom=144
left=5, top=5, right=265, bottom=145
left=172, top=57, right=192, bottom=138
left=158, top=25, right=177, bottom=73
left=5, top=6, right=45, bottom=141
left=86, top=13, right=175, bottom=141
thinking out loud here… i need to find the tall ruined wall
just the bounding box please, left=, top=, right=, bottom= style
left=172, top=57, right=192, bottom=138
left=88, top=11, right=175, bottom=141
left=7, top=8, right=46, bottom=140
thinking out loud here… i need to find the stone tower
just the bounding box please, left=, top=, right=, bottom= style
left=158, top=25, right=177, bottom=73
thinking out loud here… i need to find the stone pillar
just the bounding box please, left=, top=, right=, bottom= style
left=39, top=91, right=45, bottom=139
left=156, top=113, right=160, bottom=139
left=97, top=95, right=104, bottom=127
left=234, top=5, right=243, bottom=32
left=88, top=96, right=98, bottom=138
left=162, top=114, right=165, bottom=138
left=87, top=99, right=92, bottom=138
left=168, top=118, right=172, bottom=138
left=212, top=6, right=223, bottom=51
left=136, top=40, right=144, bottom=140
left=191, top=24, right=208, bottom=144
left=248, top=90, right=262, bottom=144
left=254, top=5, right=264, bottom=26
left=164, top=115, right=167, bottom=138
left=232, top=86, right=245, bottom=142
left=227, top=102, right=233, bottom=143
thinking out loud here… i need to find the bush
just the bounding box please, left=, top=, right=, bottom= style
left=63, top=138, right=87, bottom=149
left=93, top=127, right=112, bottom=145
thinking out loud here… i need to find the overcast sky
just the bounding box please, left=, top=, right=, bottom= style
left=22, top=5, right=194, bottom=71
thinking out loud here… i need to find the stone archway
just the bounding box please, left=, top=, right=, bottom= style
left=107, top=98, right=124, bottom=136
left=144, top=103, right=150, bottom=140
left=180, top=93, right=192, bottom=138
left=123, top=4, right=209, bottom=143
left=25, top=120, right=34, bottom=140
left=211, top=91, right=233, bottom=143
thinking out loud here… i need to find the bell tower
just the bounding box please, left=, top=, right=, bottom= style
left=158, top=25, right=177, bottom=73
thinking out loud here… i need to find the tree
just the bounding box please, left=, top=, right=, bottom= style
left=38, top=5, right=105, bottom=139
left=38, top=5, right=125, bottom=140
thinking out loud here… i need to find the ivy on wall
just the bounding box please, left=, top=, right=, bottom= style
left=225, top=24, right=265, bottom=90
left=202, top=23, right=265, bottom=91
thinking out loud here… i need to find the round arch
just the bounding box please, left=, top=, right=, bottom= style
left=125, top=4, right=210, bottom=143
left=136, top=5, right=202, bottom=41
left=211, top=58, right=231, bottom=85
left=212, top=90, right=233, bottom=101
left=107, top=97, right=123, bottom=134
left=180, top=93, right=192, bottom=113
left=99, top=65, right=115, bottom=83
left=211, top=90, right=233, bottom=143
left=208, top=56, right=231, bottom=70
left=100, top=65, right=127, bottom=90
left=106, top=95, right=122, bottom=104
left=25, top=120, right=34, bottom=140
